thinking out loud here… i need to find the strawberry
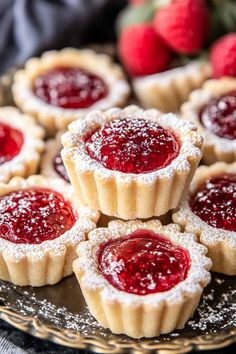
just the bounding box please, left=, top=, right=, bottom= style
left=153, top=0, right=210, bottom=54
left=210, top=33, right=236, bottom=78
left=118, top=23, right=172, bottom=76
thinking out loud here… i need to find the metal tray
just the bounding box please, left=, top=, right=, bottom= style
left=0, top=270, right=235, bottom=353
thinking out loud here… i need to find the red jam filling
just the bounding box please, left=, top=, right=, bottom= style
left=190, top=173, right=236, bottom=232
left=84, top=118, right=180, bottom=174
left=0, top=123, right=24, bottom=165
left=98, top=230, right=190, bottom=295
left=200, top=92, right=236, bottom=140
left=0, top=188, right=76, bottom=244
left=33, top=67, right=108, bottom=109
left=53, top=152, right=69, bottom=183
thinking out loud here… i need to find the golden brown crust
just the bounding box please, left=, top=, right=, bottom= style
left=181, top=77, right=236, bottom=164
left=73, top=220, right=211, bottom=338
left=173, top=162, right=236, bottom=275
left=12, top=48, right=130, bottom=136
left=0, top=175, right=99, bottom=286
left=133, top=61, right=211, bottom=113
left=62, top=105, right=203, bottom=219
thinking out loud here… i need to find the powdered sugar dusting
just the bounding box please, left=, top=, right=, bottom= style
left=182, top=85, right=236, bottom=153
left=97, top=230, right=190, bottom=295
left=190, top=173, right=236, bottom=232
left=75, top=220, right=211, bottom=305
left=0, top=107, right=44, bottom=183
left=0, top=176, right=98, bottom=260
left=13, top=48, right=130, bottom=123
left=187, top=276, right=236, bottom=332
left=0, top=188, right=75, bottom=244
left=0, top=272, right=234, bottom=341
left=84, top=117, right=180, bottom=174
left=62, top=105, right=203, bottom=183
left=173, top=163, right=236, bottom=248
left=174, top=199, right=236, bottom=248
left=33, top=67, right=108, bottom=109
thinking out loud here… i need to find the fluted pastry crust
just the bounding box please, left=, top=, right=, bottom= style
left=173, top=162, right=236, bottom=275
left=61, top=105, right=203, bottom=219
left=74, top=219, right=211, bottom=338
left=133, top=61, right=211, bottom=113
left=0, top=107, right=44, bottom=182
left=181, top=77, right=236, bottom=164
left=0, top=175, right=99, bottom=286
left=13, top=48, right=130, bottom=136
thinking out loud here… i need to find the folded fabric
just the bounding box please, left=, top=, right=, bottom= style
left=0, top=0, right=126, bottom=73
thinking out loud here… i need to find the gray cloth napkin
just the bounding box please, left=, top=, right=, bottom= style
left=0, top=0, right=126, bottom=73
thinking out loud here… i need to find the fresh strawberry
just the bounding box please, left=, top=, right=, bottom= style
left=153, top=0, right=210, bottom=54
left=118, top=23, right=172, bottom=76
left=210, top=33, right=236, bottom=78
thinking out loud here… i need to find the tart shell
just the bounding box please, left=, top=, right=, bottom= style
left=133, top=61, right=211, bottom=113
left=73, top=220, right=211, bottom=338
left=0, top=107, right=45, bottom=182
left=40, top=132, right=68, bottom=182
left=61, top=105, right=203, bottom=220
left=181, top=77, right=236, bottom=164
left=12, top=48, right=130, bottom=136
left=0, top=175, right=99, bottom=286
left=173, top=162, right=236, bottom=275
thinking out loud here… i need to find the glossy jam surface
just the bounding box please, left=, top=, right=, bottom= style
left=98, top=230, right=190, bottom=295
left=190, top=173, right=236, bottom=231
left=84, top=118, right=180, bottom=174
left=53, top=152, right=69, bottom=183
left=0, top=188, right=76, bottom=244
left=0, top=123, right=24, bottom=165
left=33, top=67, right=108, bottom=109
left=200, top=92, right=236, bottom=140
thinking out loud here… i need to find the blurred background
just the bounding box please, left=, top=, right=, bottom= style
left=0, top=0, right=126, bottom=73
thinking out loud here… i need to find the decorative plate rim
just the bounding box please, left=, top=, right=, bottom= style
left=0, top=304, right=235, bottom=353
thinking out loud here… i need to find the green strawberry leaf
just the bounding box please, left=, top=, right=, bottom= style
left=116, top=3, right=156, bottom=34
left=210, top=0, right=236, bottom=41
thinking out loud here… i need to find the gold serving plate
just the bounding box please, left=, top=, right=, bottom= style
left=0, top=272, right=235, bottom=353
left=0, top=68, right=235, bottom=354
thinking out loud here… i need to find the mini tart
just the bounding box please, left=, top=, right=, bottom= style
left=12, top=48, right=130, bottom=136
left=0, top=107, right=44, bottom=183
left=181, top=77, right=236, bottom=164
left=74, top=219, right=211, bottom=338
left=61, top=105, right=203, bottom=220
left=0, top=175, right=99, bottom=286
left=40, top=132, right=69, bottom=183
left=173, top=162, right=236, bottom=275
left=133, top=61, right=211, bottom=113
